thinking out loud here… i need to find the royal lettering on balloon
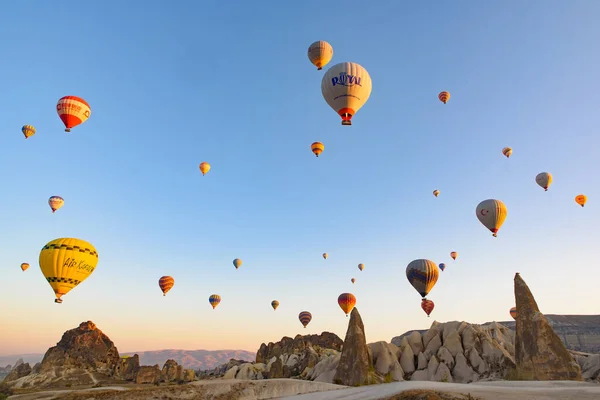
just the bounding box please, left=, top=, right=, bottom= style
left=331, top=72, right=362, bottom=87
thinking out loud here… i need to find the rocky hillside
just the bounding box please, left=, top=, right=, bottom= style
left=391, top=314, right=600, bottom=354
left=120, top=349, right=255, bottom=370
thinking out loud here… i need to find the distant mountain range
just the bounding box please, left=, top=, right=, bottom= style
left=392, top=314, right=600, bottom=354
left=0, top=349, right=255, bottom=371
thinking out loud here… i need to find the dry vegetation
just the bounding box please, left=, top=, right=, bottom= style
left=380, top=389, right=481, bottom=400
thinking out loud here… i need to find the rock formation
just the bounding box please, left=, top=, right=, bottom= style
left=256, top=332, right=343, bottom=364
left=514, top=272, right=583, bottom=380
left=114, top=354, right=140, bottom=381
left=333, top=308, right=378, bottom=386
left=135, top=365, right=163, bottom=384
left=3, top=361, right=31, bottom=382
left=40, top=321, right=120, bottom=375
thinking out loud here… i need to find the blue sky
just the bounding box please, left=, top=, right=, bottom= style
left=2, top=1, right=600, bottom=355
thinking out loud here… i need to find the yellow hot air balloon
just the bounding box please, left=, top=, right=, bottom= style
left=322, top=62, right=372, bottom=126
left=535, top=172, right=552, bottom=191
left=311, top=142, right=324, bottom=157
left=433, top=190, right=440, bottom=197
left=233, top=258, right=242, bottom=269
left=476, top=199, right=507, bottom=237
left=502, top=147, right=512, bottom=158
left=438, top=91, right=450, bottom=104
left=21, top=263, right=29, bottom=272
left=358, top=263, right=364, bottom=271
left=271, top=300, right=279, bottom=310
left=48, top=196, right=64, bottom=213
left=322, top=253, right=328, bottom=260
left=199, top=162, right=211, bottom=176
left=39, top=238, right=98, bottom=303
left=307, top=41, right=333, bottom=70
left=575, top=194, right=587, bottom=207
left=22, top=125, right=36, bottom=139
left=450, top=251, right=458, bottom=260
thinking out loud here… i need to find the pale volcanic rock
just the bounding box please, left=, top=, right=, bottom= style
left=114, top=354, right=140, bottom=381
left=3, top=362, right=31, bottom=382
left=514, top=272, right=583, bottom=381
left=417, top=352, right=428, bottom=370
left=368, top=341, right=404, bottom=381
left=399, top=344, right=415, bottom=374
left=406, top=331, right=424, bottom=355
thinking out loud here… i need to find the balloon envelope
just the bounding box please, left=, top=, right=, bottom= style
left=338, top=293, right=356, bottom=316
left=476, top=199, right=507, bottom=237
left=307, top=41, right=333, bottom=70
left=421, top=299, right=435, bottom=317
left=48, top=196, right=64, bottom=213
left=56, top=96, right=91, bottom=132
left=209, top=294, right=221, bottom=309
left=510, top=306, right=517, bottom=320
left=575, top=194, right=587, bottom=207
left=159, top=276, right=174, bottom=296
left=22, top=125, right=36, bottom=139
left=39, top=238, right=98, bottom=303
left=271, top=300, right=280, bottom=310
left=535, top=172, right=553, bottom=191
left=299, top=311, right=312, bottom=328
left=321, top=62, right=372, bottom=126
left=406, top=259, right=439, bottom=298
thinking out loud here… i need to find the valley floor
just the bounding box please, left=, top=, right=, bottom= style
left=279, top=380, right=600, bottom=400
left=6, top=379, right=600, bottom=400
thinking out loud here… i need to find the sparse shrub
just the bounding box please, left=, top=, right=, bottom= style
left=65, top=383, right=72, bottom=388
left=0, top=382, right=12, bottom=399
left=440, top=371, right=450, bottom=383
left=92, top=383, right=102, bottom=388
left=384, top=372, right=394, bottom=383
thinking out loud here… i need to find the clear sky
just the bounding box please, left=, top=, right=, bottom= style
left=2, top=1, right=600, bottom=356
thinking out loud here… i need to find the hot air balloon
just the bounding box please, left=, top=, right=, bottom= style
left=433, top=190, right=440, bottom=197
left=199, top=162, right=211, bottom=176
left=299, top=311, right=312, bottom=328
left=510, top=306, right=517, bottom=320
left=39, top=238, right=98, bottom=303
left=322, top=253, right=328, bottom=260
left=476, top=199, right=507, bottom=237
left=311, top=142, right=324, bottom=157
left=438, top=91, right=450, bottom=104
left=575, top=194, right=587, bottom=207
left=22, top=125, right=36, bottom=139
left=56, top=96, right=91, bottom=132
left=307, top=41, right=333, bottom=70
left=271, top=300, right=280, bottom=311
left=421, top=299, right=435, bottom=317
left=502, top=147, right=512, bottom=158
left=439, top=263, right=446, bottom=272
left=158, top=276, right=174, bottom=296
left=48, top=196, right=64, bottom=213
left=351, top=278, right=356, bottom=284
left=233, top=258, right=242, bottom=269
left=321, top=62, right=372, bottom=126
left=21, top=263, right=29, bottom=272
left=535, top=172, right=553, bottom=191
left=406, top=259, right=439, bottom=299
left=338, top=293, right=356, bottom=317
left=450, top=251, right=458, bottom=260
left=358, top=263, right=364, bottom=271
left=209, top=294, right=221, bottom=309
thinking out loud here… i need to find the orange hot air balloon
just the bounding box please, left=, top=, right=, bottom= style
left=450, top=251, right=458, bottom=260
left=158, top=276, right=174, bottom=296
left=337, top=293, right=356, bottom=317
left=438, top=91, right=450, bottom=104
left=575, top=194, right=587, bottom=207
left=199, top=162, right=211, bottom=176
left=311, top=142, right=324, bottom=157
left=21, top=263, right=30, bottom=272
left=56, top=96, right=91, bottom=132
left=351, top=278, right=356, bottom=284
left=510, top=306, right=517, bottom=320
left=421, top=299, right=435, bottom=317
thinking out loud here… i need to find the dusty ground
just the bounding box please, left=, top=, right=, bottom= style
left=278, top=380, right=600, bottom=400
left=379, top=389, right=480, bottom=399
left=7, top=378, right=344, bottom=399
